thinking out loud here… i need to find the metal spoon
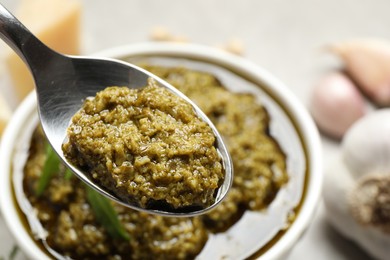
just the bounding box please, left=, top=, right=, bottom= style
left=0, top=4, right=232, bottom=217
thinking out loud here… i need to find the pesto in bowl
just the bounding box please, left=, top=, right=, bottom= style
left=0, top=43, right=322, bottom=260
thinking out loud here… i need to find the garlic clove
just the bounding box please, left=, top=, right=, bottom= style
left=342, top=109, right=390, bottom=180
left=323, top=156, right=357, bottom=239
left=329, top=39, right=390, bottom=106
left=310, top=72, right=367, bottom=139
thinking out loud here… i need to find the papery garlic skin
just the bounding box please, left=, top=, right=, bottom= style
left=343, top=110, right=390, bottom=179
left=324, top=169, right=390, bottom=260
left=348, top=174, right=390, bottom=233
left=329, top=39, right=390, bottom=106
left=310, top=72, right=367, bottom=139
left=323, top=109, right=390, bottom=260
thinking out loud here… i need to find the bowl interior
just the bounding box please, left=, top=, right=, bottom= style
left=1, top=43, right=321, bottom=260
left=124, top=53, right=309, bottom=259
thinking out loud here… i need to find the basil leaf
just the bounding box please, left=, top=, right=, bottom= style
left=35, top=143, right=60, bottom=196
left=36, top=143, right=129, bottom=241
left=9, top=245, right=19, bottom=260
left=86, top=186, right=130, bottom=241
left=64, top=168, right=73, bottom=180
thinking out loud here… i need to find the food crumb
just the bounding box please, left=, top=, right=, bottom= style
left=216, top=38, right=245, bottom=55
left=150, top=26, right=188, bottom=42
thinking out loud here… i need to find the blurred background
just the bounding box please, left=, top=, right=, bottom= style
left=1, top=0, right=389, bottom=259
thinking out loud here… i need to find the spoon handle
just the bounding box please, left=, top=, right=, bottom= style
left=0, top=4, right=54, bottom=73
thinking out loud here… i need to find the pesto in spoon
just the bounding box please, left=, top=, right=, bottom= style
left=0, top=3, right=232, bottom=217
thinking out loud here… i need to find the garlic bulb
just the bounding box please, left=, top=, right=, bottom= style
left=329, top=39, right=390, bottom=106
left=323, top=109, right=390, bottom=260
left=310, top=72, right=367, bottom=139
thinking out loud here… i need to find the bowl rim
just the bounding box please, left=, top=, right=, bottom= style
left=0, top=92, right=44, bottom=259
left=0, top=42, right=322, bottom=260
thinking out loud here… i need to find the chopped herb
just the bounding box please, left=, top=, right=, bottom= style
left=86, top=186, right=130, bottom=241
left=8, top=245, right=19, bottom=260
left=35, top=143, right=60, bottom=196
left=64, top=168, right=73, bottom=180
left=35, top=142, right=129, bottom=241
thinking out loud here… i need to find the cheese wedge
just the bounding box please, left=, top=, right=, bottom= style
left=0, top=93, right=11, bottom=136
left=5, top=0, right=81, bottom=101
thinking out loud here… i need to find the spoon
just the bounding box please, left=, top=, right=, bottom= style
left=0, top=4, right=232, bottom=217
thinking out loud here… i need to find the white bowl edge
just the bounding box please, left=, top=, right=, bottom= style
left=0, top=92, right=50, bottom=260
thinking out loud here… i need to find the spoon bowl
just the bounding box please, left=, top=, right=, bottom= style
left=0, top=4, right=232, bottom=216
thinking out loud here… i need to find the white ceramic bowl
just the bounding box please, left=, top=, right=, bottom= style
left=0, top=42, right=322, bottom=259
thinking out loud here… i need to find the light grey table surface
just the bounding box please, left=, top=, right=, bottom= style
left=1, top=0, right=388, bottom=259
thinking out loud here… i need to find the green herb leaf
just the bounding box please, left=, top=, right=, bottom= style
left=35, top=143, right=60, bottom=196
left=64, top=168, right=73, bottom=180
left=8, top=245, right=19, bottom=260
left=86, top=186, right=130, bottom=241
left=36, top=143, right=129, bottom=241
